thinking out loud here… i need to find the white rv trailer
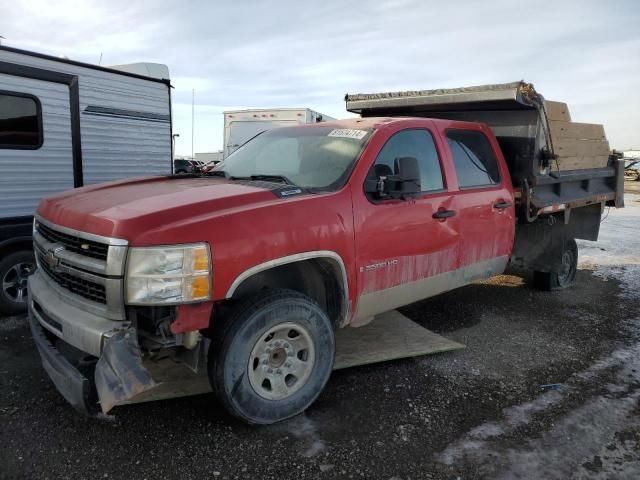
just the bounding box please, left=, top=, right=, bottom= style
left=223, top=108, right=334, bottom=158
left=0, top=45, right=172, bottom=315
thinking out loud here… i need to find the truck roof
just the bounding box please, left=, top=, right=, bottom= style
left=297, top=116, right=486, bottom=131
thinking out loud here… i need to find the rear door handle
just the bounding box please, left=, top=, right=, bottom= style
left=493, top=201, right=512, bottom=209
left=432, top=209, right=456, bottom=219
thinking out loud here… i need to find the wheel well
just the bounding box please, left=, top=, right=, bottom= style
left=230, top=258, right=347, bottom=328
left=0, top=239, right=33, bottom=259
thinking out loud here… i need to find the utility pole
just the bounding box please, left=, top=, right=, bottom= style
left=191, top=89, right=195, bottom=160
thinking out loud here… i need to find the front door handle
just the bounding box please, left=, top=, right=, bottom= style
left=432, top=209, right=456, bottom=219
left=493, top=201, right=512, bottom=209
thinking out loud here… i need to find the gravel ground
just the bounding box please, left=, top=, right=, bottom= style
left=1, top=196, right=639, bottom=480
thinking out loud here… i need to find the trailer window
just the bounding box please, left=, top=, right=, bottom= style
left=0, top=92, right=42, bottom=149
left=446, top=129, right=500, bottom=188
left=369, top=129, right=444, bottom=192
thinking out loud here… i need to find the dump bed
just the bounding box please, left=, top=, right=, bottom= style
left=346, top=81, right=624, bottom=216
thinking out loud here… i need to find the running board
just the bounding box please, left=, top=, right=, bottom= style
left=119, top=310, right=465, bottom=405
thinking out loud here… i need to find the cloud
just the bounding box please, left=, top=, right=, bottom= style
left=2, top=0, right=639, bottom=154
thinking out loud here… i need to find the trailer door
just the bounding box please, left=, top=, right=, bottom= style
left=0, top=74, right=74, bottom=219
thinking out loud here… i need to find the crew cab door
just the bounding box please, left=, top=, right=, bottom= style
left=442, top=127, right=515, bottom=277
left=352, top=126, right=460, bottom=321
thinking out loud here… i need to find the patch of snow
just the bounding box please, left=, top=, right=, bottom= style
left=578, top=194, right=640, bottom=300
left=438, top=194, right=640, bottom=477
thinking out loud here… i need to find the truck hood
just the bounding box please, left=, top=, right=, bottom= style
left=37, top=176, right=296, bottom=241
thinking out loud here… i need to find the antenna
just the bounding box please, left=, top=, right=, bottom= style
left=98, top=52, right=103, bottom=65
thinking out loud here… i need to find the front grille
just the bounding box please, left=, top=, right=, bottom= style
left=37, top=222, right=108, bottom=261
left=37, top=251, right=107, bottom=304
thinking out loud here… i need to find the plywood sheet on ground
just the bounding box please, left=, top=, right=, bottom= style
left=333, top=310, right=464, bottom=369
left=119, top=310, right=465, bottom=405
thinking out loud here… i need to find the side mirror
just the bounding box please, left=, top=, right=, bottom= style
left=365, top=157, right=421, bottom=200
left=392, top=157, right=421, bottom=198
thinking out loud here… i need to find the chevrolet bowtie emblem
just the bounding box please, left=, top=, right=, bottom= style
left=46, top=247, right=64, bottom=270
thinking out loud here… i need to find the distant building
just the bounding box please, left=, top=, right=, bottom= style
left=623, top=149, right=640, bottom=159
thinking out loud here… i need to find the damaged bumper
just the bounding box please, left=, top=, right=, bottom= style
left=30, top=307, right=157, bottom=415
left=29, top=311, right=97, bottom=414
left=28, top=271, right=157, bottom=414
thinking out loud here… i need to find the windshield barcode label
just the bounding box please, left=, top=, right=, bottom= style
left=327, top=129, right=368, bottom=140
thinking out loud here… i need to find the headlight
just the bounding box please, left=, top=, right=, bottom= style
left=125, top=243, right=211, bottom=305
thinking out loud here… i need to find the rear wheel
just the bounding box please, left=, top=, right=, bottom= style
left=0, top=250, right=36, bottom=315
left=534, top=238, right=578, bottom=291
left=209, top=289, right=335, bottom=424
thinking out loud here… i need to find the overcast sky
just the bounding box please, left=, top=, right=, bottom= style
left=3, top=0, right=639, bottom=155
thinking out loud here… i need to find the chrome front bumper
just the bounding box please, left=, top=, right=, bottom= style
left=28, top=270, right=129, bottom=357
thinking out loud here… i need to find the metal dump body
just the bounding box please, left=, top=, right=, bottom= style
left=346, top=81, right=624, bottom=216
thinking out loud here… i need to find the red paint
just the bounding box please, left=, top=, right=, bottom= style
left=351, top=119, right=514, bottom=302
left=171, top=302, right=215, bottom=333
left=37, top=117, right=515, bottom=329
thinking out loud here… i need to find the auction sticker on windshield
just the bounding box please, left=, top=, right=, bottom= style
left=328, top=129, right=368, bottom=140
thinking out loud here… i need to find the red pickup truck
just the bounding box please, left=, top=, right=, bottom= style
left=28, top=82, right=624, bottom=424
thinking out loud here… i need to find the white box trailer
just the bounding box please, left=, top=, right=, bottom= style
left=223, top=108, right=334, bottom=158
left=0, top=45, right=172, bottom=315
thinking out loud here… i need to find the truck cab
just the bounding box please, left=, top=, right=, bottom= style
left=28, top=112, right=621, bottom=424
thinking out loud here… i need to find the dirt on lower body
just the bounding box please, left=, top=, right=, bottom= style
left=1, top=265, right=639, bottom=480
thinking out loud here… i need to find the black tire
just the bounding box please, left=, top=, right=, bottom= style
left=534, top=238, right=578, bottom=291
left=209, top=289, right=335, bottom=425
left=0, top=249, right=36, bottom=316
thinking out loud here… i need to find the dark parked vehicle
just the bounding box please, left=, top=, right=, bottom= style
left=173, top=159, right=198, bottom=174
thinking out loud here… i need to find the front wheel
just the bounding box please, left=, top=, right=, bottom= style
left=534, top=238, right=578, bottom=291
left=209, top=289, right=335, bottom=424
left=0, top=250, right=36, bottom=316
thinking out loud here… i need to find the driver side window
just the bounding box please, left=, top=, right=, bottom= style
left=368, top=129, right=444, bottom=193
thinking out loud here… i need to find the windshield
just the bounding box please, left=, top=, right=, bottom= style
left=214, top=126, right=372, bottom=191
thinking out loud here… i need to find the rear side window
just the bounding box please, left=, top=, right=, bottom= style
left=370, top=129, right=444, bottom=192
left=0, top=92, right=42, bottom=149
left=446, top=129, right=500, bottom=188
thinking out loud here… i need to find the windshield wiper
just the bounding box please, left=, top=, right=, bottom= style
left=202, top=169, right=227, bottom=177
left=230, top=174, right=296, bottom=186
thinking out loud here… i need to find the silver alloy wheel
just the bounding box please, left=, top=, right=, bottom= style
left=248, top=321, right=316, bottom=400
left=2, top=262, right=34, bottom=304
